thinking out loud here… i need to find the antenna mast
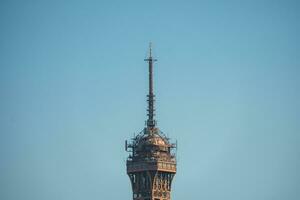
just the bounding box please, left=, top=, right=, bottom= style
left=144, top=43, right=157, bottom=128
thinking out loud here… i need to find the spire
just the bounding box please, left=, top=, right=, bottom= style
left=144, top=43, right=157, bottom=128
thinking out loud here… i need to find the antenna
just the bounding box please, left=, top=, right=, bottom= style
left=144, top=42, right=157, bottom=129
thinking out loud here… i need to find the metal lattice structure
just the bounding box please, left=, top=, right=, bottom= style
left=126, top=44, right=177, bottom=200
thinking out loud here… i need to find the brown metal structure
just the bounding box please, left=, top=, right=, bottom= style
left=126, top=44, right=177, bottom=200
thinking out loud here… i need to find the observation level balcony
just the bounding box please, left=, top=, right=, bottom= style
left=126, top=159, right=176, bottom=173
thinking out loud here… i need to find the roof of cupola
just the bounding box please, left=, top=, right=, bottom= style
left=135, top=127, right=170, bottom=147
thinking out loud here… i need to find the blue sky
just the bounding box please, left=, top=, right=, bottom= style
left=0, top=1, right=299, bottom=200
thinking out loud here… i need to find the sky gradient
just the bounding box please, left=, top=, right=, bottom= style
left=0, top=1, right=300, bottom=200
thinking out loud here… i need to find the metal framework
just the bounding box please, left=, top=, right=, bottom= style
left=126, top=44, right=177, bottom=200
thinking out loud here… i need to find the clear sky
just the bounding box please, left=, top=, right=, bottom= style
left=0, top=1, right=299, bottom=200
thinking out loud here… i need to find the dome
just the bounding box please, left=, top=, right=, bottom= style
left=135, top=127, right=170, bottom=149
left=147, top=134, right=167, bottom=146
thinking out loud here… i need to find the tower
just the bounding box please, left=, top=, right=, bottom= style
left=126, top=44, right=177, bottom=200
